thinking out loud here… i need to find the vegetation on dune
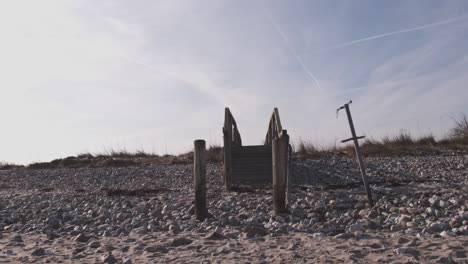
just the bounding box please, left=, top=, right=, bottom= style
left=0, top=162, right=24, bottom=170
left=293, top=113, right=468, bottom=159
left=1, top=114, right=467, bottom=170
left=23, top=144, right=223, bottom=170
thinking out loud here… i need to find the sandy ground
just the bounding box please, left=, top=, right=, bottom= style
left=0, top=230, right=467, bottom=263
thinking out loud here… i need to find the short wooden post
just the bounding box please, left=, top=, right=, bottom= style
left=223, top=108, right=233, bottom=191
left=194, top=139, right=207, bottom=221
left=272, top=132, right=289, bottom=216
left=286, top=144, right=291, bottom=209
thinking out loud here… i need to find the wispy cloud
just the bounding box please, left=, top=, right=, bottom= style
left=328, top=13, right=468, bottom=50
left=267, top=14, right=322, bottom=91
left=1, top=1, right=468, bottom=163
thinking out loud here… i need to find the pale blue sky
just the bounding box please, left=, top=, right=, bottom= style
left=1, top=0, right=468, bottom=164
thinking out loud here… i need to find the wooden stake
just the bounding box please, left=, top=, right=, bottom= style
left=272, top=133, right=289, bottom=216
left=194, top=139, right=207, bottom=221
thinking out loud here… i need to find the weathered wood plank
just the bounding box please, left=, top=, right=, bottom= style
left=231, top=144, right=272, bottom=183
left=232, top=164, right=273, bottom=170
left=273, top=108, right=282, bottom=132
left=232, top=145, right=271, bottom=151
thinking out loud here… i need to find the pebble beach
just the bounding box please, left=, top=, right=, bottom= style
left=0, top=152, right=467, bottom=263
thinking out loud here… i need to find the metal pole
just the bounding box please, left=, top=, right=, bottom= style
left=339, top=102, right=374, bottom=207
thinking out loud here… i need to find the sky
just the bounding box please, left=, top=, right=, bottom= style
left=1, top=0, right=468, bottom=164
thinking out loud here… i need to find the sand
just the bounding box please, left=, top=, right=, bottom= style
left=1, top=230, right=467, bottom=263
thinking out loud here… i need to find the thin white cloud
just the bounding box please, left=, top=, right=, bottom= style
left=267, top=14, right=322, bottom=91
left=118, top=54, right=232, bottom=106
left=1, top=1, right=468, bottom=164
left=328, top=13, right=468, bottom=50
left=103, top=17, right=143, bottom=38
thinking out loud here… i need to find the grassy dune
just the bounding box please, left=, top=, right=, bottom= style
left=1, top=114, right=467, bottom=169
left=294, top=114, right=468, bottom=158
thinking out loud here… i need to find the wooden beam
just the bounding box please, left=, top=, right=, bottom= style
left=273, top=108, right=283, bottom=132
left=265, top=108, right=284, bottom=145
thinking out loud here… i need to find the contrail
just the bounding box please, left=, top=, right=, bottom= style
left=118, top=54, right=159, bottom=72
left=118, top=54, right=232, bottom=106
left=329, top=14, right=468, bottom=50
left=268, top=14, right=322, bottom=90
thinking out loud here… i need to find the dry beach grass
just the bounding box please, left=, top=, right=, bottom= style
left=294, top=114, right=468, bottom=159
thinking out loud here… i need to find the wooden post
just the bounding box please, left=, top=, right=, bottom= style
left=223, top=108, right=233, bottom=191
left=194, top=139, right=207, bottom=221
left=272, top=132, right=289, bottom=216
left=286, top=144, right=291, bottom=209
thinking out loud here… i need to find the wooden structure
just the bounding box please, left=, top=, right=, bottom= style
left=223, top=108, right=290, bottom=195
